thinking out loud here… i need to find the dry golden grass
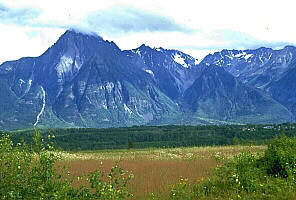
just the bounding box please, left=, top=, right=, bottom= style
left=58, top=145, right=266, bottom=199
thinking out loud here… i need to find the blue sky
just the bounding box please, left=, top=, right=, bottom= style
left=0, top=0, right=295, bottom=64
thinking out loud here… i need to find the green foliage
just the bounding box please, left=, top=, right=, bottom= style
left=261, top=134, right=296, bottom=179
left=170, top=178, right=192, bottom=200
left=0, top=131, right=133, bottom=200
left=128, top=140, right=134, bottom=149
left=8, top=123, right=296, bottom=151
left=170, top=135, right=296, bottom=199
left=85, top=162, right=134, bottom=199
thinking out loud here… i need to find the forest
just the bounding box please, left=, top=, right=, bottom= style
left=5, top=123, right=296, bottom=151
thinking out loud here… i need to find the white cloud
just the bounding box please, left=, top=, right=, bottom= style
left=0, top=25, right=64, bottom=64
left=0, top=0, right=295, bottom=64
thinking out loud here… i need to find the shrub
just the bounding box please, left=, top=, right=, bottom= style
left=85, top=162, right=134, bottom=199
left=0, top=131, right=133, bottom=200
left=261, top=134, right=296, bottom=179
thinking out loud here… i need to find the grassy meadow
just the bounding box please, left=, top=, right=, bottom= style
left=2, top=126, right=296, bottom=199
left=58, top=145, right=266, bottom=199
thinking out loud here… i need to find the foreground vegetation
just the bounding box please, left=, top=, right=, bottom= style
left=59, top=145, right=265, bottom=199
left=0, top=132, right=133, bottom=199
left=171, top=135, right=296, bottom=199
left=2, top=129, right=296, bottom=199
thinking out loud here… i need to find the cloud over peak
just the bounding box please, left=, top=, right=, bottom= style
left=0, top=3, right=41, bottom=26
left=84, top=6, right=194, bottom=35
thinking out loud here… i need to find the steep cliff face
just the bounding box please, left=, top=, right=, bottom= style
left=49, top=53, right=180, bottom=127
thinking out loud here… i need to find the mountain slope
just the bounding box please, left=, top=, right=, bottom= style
left=201, top=46, right=296, bottom=88
left=267, top=63, right=296, bottom=116
left=50, top=54, right=180, bottom=127
left=0, top=30, right=180, bottom=129
left=123, top=45, right=202, bottom=100
left=183, top=65, right=293, bottom=123
left=0, top=29, right=294, bottom=130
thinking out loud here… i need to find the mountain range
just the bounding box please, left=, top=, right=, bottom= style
left=0, top=29, right=295, bottom=130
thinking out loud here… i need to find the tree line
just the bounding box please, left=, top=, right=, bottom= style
left=4, top=123, right=296, bottom=150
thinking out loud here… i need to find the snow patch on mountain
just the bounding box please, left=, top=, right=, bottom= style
left=233, top=52, right=245, bottom=58
left=56, top=56, right=74, bottom=76
left=135, top=49, right=142, bottom=57
left=225, top=55, right=234, bottom=60
left=21, top=79, right=33, bottom=96
left=34, top=86, right=46, bottom=127
left=105, top=82, right=114, bottom=93
left=215, top=59, right=225, bottom=66
left=155, top=48, right=163, bottom=52
left=233, top=51, right=253, bottom=60
left=68, top=91, right=75, bottom=100
left=4, top=65, right=12, bottom=71
left=124, top=104, right=133, bottom=115
left=173, top=54, right=189, bottom=68
left=259, top=55, right=263, bottom=64
left=74, top=60, right=82, bottom=70
left=145, top=69, right=154, bottom=76
left=244, top=54, right=253, bottom=60
left=194, top=59, right=200, bottom=65
left=19, top=79, right=25, bottom=86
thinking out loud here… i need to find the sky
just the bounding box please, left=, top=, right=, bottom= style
left=0, top=0, right=295, bottom=64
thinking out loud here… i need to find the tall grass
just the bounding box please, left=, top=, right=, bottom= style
left=59, top=146, right=265, bottom=199
left=60, top=159, right=216, bottom=199
left=170, top=135, right=296, bottom=199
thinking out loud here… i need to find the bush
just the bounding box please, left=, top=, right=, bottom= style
left=0, top=131, right=133, bottom=200
left=261, top=134, right=296, bottom=179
